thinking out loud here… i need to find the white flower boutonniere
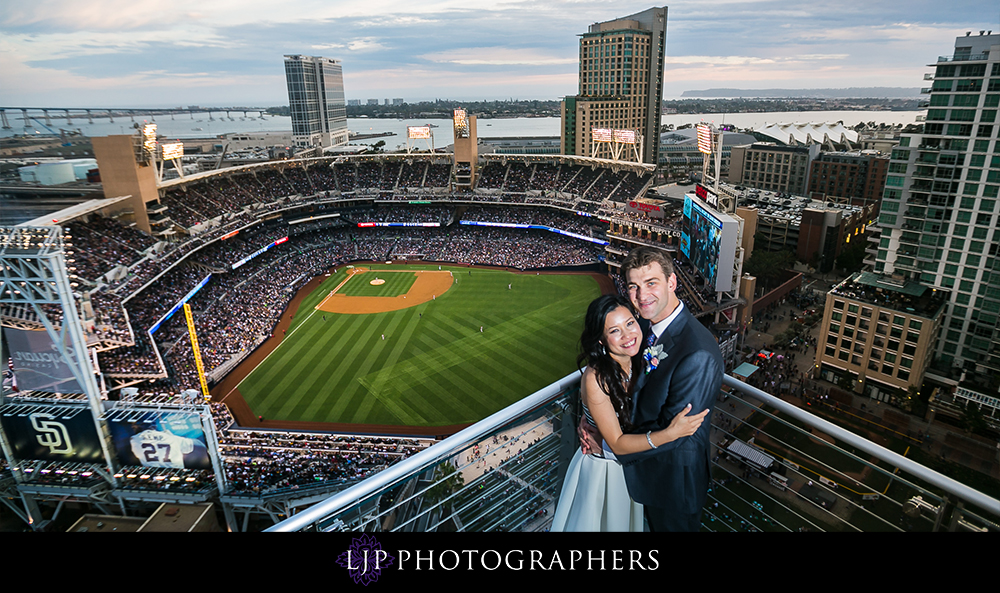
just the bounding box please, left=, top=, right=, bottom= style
left=643, top=344, right=668, bottom=374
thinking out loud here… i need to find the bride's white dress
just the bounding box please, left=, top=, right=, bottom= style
left=551, top=404, right=643, bottom=531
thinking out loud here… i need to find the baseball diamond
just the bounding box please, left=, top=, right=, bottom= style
left=222, top=263, right=606, bottom=432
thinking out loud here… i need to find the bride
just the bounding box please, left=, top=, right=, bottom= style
left=551, top=295, right=708, bottom=531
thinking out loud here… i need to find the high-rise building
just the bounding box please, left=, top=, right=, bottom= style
left=561, top=7, right=666, bottom=165
left=808, top=151, right=890, bottom=207
left=870, top=31, right=1000, bottom=380
left=283, top=55, right=349, bottom=149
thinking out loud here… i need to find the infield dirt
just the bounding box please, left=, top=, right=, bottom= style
left=316, top=267, right=454, bottom=314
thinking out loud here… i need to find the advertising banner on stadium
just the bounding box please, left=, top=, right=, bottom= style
left=695, top=183, right=719, bottom=208
left=626, top=200, right=665, bottom=219
left=3, top=327, right=85, bottom=393
left=0, top=403, right=104, bottom=462
left=105, top=409, right=212, bottom=470
left=231, top=237, right=288, bottom=270
left=458, top=221, right=609, bottom=245
left=148, top=274, right=212, bottom=335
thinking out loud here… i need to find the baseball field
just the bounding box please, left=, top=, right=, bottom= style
left=233, top=264, right=602, bottom=429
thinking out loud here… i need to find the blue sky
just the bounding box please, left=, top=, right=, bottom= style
left=1, top=0, right=997, bottom=107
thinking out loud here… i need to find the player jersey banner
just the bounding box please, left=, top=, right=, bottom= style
left=105, top=409, right=211, bottom=470
left=3, top=327, right=85, bottom=394
left=0, top=403, right=104, bottom=462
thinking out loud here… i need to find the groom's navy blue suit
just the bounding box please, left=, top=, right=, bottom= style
left=617, top=305, right=723, bottom=532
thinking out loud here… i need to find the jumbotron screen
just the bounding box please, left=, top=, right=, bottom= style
left=683, top=195, right=738, bottom=292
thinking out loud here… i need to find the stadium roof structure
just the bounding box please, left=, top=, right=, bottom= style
left=753, top=122, right=859, bottom=150
left=20, top=195, right=133, bottom=227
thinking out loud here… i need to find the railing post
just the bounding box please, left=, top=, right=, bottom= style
left=931, top=495, right=948, bottom=533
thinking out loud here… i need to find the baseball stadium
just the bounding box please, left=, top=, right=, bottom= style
left=0, top=118, right=669, bottom=530
left=2, top=118, right=996, bottom=534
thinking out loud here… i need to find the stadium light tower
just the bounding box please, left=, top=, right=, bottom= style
left=0, top=226, right=119, bottom=520
left=406, top=126, right=434, bottom=153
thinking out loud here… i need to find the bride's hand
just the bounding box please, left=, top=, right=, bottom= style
left=665, top=404, right=709, bottom=441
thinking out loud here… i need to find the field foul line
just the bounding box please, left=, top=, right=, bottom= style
left=316, top=268, right=362, bottom=309
left=223, top=304, right=321, bottom=403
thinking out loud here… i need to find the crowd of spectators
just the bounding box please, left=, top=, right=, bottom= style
left=459, top=206, right=604, bottom=238
left=67, top=215, right=156, bottom=282
left=219, top=428, right=431, bottom=495
left=344, top=205, right=452, bottom=225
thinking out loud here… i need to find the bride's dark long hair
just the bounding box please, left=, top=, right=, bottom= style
left=578, top=294, right=638, bottom=432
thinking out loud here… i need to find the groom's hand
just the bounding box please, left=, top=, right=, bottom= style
left=578, top=415, right=601, bottom=454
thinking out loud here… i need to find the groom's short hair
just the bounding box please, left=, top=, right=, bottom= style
left=621, top=246, right=675, bottom=282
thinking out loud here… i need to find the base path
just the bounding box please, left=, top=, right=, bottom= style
left=316, top=268, right=455, bottom=314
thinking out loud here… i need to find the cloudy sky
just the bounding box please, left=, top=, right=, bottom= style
left=1, top=0, right=997, bottom=107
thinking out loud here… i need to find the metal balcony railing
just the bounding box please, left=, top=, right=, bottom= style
left=937, top=53, right=990, bottom=62
left=266, top=372, right=1000, bottom=532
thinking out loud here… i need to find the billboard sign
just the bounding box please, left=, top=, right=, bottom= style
left=0, top=404, right=104, bottom=462
left=105, top=409, right=212, bottom=470
left=626, top=200, right=665, bottom=219
left=3, top=327, right=85, bottom=393
left=695, top=183, right=719, bottom=208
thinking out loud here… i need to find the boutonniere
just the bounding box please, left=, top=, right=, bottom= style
left=643, top=344, right=668, bottom=373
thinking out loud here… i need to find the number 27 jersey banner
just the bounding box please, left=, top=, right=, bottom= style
left=106, top=410, right=212, bottom=470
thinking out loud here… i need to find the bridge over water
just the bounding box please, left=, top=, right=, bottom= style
left=0, top=106, right=275, bottom=132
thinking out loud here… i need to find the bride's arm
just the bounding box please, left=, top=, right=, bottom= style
left=583, top=369, right=707, bottom=457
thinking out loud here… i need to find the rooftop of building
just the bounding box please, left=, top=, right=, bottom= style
left=830, top=271, right=948, bottom=319
left=737, top=142, right=815, bottom=153
left=753, top=122, right=859, bottom=147
left=814, top=150, right=888, bottom=161
left=731, top=183, right=866, bottom=223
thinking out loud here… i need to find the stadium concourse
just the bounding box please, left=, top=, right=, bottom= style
left=1, top=153, right=653, bottom=524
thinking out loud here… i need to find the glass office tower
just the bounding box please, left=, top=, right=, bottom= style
left=284, top=55, right=349, bottom=149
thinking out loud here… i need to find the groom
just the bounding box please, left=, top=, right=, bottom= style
left=584, top=246, right=722, bottom=531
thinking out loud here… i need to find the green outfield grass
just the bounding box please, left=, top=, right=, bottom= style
left=237, top=264, right=601, bottom=427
